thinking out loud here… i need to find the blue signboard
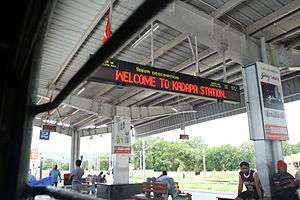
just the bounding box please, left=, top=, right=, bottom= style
left=40, top=130, right=50, bottom=140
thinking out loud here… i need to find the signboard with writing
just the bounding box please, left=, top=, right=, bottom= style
left=257, top=62, right=288, bottom=140
left=42, top=124, right=56, bottom=132
left=180, top=134, right=189, bottom=140
left=39, top=130, right=50, bottom=140
left=112, top=116, right=131, bottom=154
left=89, top=59, right=240, bottom=103
left=30, top=148, right=40, bottom=160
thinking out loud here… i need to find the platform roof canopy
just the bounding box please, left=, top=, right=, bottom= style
left=35, top=0, right=300, bottom=137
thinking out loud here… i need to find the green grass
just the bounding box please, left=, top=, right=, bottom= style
left=180, top=182, right=236, bottom=192
left=130, top=172, right=238, bottom=193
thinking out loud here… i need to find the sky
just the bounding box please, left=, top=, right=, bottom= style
left=31, top=100, right=300, bottom=162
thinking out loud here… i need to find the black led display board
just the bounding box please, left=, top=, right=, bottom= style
left=89, top=59, right=240, bottom=103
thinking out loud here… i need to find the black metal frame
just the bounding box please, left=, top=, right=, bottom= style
left=0, top=0, right=173, bottom=199
left=25, top=185, right=99, bottom=200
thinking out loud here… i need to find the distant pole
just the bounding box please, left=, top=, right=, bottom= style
left=99, top=156, right=101, bottom=171
left=142, top=139, right=146, bottom=178
left=39, top=157, right=43, bottom=179
left=139, top=151, right=142, bottom=170
left=202, top=148, right=206, bottom=175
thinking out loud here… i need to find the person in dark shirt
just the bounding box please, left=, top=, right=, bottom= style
left=272, top=160, right=299, bottom=200
left=235, top=161, right=263, bottom=200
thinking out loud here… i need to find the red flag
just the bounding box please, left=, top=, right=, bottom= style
left=102, top=15, right=112, bottom=43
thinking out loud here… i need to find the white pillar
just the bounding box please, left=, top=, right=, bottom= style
left=242, top=36, right=285, bottom=199
left=111, top=116, right=131, bottom=184
left=71, top=131, right=80, bottom=170
left=112, top=154, right=130, bottom=184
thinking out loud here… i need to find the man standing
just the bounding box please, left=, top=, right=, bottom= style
left=272, top=160, right=298, bottom=200
left=70, top=160, right=84, bottom=192
left=235, top=161, right=263, bottom=200
left=49, top=165, right=61, bottom=187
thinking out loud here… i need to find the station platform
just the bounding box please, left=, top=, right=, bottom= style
left=34, top=190, right=235, bottom=200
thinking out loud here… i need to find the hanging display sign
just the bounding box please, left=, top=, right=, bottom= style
left=42, top=124, right=56, bottom=132
left=89, top=59, right=240, bottom=103
left=179, top=134, right=189, bottom=140
left=39, top=130, right=50, bottom=140
left=257, top=62, right=288, bottom=140
left=112, top=116, right=131, bottom=154
left=179, top=126, right=189, bottom=140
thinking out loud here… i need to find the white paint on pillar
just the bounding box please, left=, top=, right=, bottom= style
left=112, top=154, right=130, bottom=184
left=71, top=131, right=75, bottom=170
left=70, top=131, right=80, bottom=170
left=111, top=116, right=131, bottom=184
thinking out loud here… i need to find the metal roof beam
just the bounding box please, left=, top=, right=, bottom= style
left=72, top=114, right=96, bottom=127
left=246, top=0, right=300, bottom=35
left=157, top=0, right=244, bottom=64
left=48, top=0, right=117, bottom=88
left=140, top=34, right=187, bottom=64
left=211, top=0, right=247, bottom=18
left=37, top=88, right=194, bottom=120
left=79, top=126, right=112, bottom=137
left=286, top=36, right=300, bottom=50
left=172, top=48, right=216, bottom=72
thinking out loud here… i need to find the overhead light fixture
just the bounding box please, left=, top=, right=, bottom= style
left=98, top=124, right=108, bottom=128
left=131, top=23, right=159, bottom=48
left=288, top=67, right=300, bottom=71
left=71, top=109, right=79, bottom=115
left=77, top=87, right=85, bottom=95
left=171, top=107, right=178, bottom=112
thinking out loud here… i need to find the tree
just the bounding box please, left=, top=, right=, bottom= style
left=82, top=160, right=89, bottom=170
left=61, top=163, right=69, bottom=171
left=239, top=142, right=255, bottom=168
left=206, top=145, right=242, bottom=171
left=100, top=156, right=109, bottom=171
left=132, top=137, right=258, bottom=172
left=293, top=143, right=300, bottom=153
left=132, top=137, right=206, bottom=172
left=282, top=141, right=297, bottom=156
left=43, top=159, right=57, bottom=170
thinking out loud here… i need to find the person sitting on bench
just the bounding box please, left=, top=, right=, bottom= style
left=156, top=171, right=191, bottom=200
left=272, top=160, right=299, bottom=200
left=235, top=161, right=263, bottom=200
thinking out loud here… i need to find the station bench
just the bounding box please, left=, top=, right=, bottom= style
left=133, top=182, right=168, bottom=200
left=216, top=194, right=235, bottom=200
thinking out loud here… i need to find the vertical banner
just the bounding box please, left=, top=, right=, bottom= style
left=244, top=62, right=288, bottom=141
left=112, top=116, right=131, bottom=154
left=257, top=62, right=288, bottom=140
left=30, top=149, right=40, bottom=160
